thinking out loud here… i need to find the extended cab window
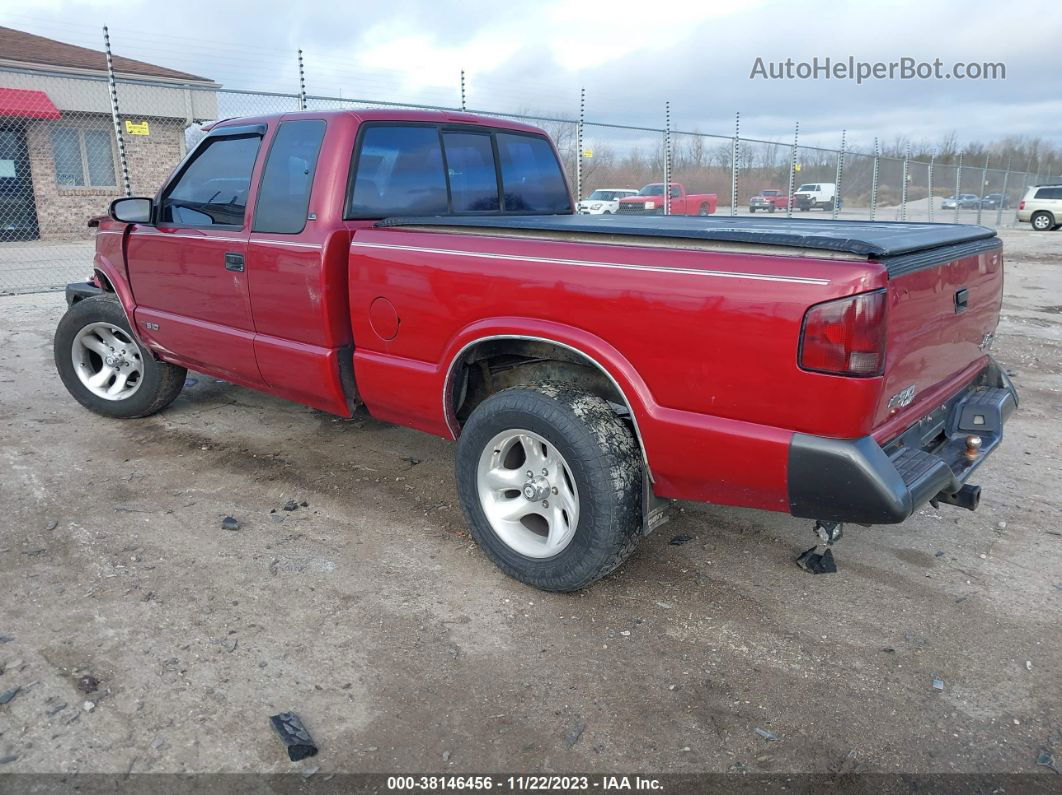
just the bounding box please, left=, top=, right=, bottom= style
left=160, top=134, right=261, bottom=227
left=1034, top=187, right=1062, bottom=200
left=349, top=126, right=448, bottom=217
left=443, top=132, right=500, bottom=212
left=253, top=120, right=326, bottom=234
left=497, top=133, right=570, bottom=212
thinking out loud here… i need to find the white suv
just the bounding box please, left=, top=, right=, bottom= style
left=578, top=189, right=638, bottom=215
left=1017, top=185, right=1062, bottom=231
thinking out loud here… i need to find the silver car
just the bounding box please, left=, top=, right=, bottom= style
left=1016, top=185, right=1062, bottom=231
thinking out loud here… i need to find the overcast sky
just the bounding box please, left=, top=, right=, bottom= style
left=3, top=0, right=1060, bottom=152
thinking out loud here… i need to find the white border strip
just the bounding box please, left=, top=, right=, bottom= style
left=350, top=241, right=829, bottom=285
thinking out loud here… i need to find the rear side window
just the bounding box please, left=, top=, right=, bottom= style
left=349, top=126, right=449, bottom=217
left=160, top=135, right=261, bottom=226
left=443, top=132, right=500, bottom=212
left=1034, top=187, right=1062, bottom=200
left=497, top=133, right=570, bottom=212
left=253, top=120, right=326, bottom=234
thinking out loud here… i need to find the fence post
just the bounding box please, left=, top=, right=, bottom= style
left=460, top=69, right=466, bottom=111
left=576, top=88, right=585, bottom=204
left=730, top=112, right=739, bottom=216
left=832, top=129, right=845, bottom=220
left=297, top=49, right=307, bottom=111
left=102, top=26, right=132, bottom=197
left=900, top=142, right=910, bottom=221
left=663, top=102, right=672, bottom=216
left=954, top=152, right=963, bottom=223
left=927, top=153, right=934, bottom=223
left=786, top=122, right=799, bottom=218
left=997, top=155, right=1011, bottom=227
left=976, top=155, right=989, bottom=225
left=870, top=137, right=880, bottom=221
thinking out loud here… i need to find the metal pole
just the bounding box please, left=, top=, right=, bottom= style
left=832, top=129, right=845, bottom=220
left=870, top=137, right=879, bottom=221
left=786, top=121, right=799, bottom=218
left=996, top=155, right=1011, bottom=227
left=927, top=154, right=934, bottom=223
left=460, top=69, right=466, bottom=111
left=576, top=88, right=585, bottom=204
left=976, top=155, right=989, bottom=225
left=954, top=152, right=963, bottom=224
left=297, top=49, right=307, bottom=111
left=900, top=141, right=910, bottom=221
left=663, top=101, right=672, bottom=216
left=730, top=112, right=739, bottom=216
left=102, top=26, right=132, bottom=197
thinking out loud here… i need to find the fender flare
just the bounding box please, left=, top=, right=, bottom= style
left=439, top=318, right=657, bottom=475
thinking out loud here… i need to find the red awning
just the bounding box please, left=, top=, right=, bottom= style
left=0, top=87, right=62, bottom=120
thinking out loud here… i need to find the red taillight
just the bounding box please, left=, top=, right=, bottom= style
left=799, top=290, right=886, bottom=377
left=1019, top=200, right=1025, bottom=210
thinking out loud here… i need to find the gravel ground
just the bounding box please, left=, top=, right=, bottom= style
left=0, top=226, right=1059, bottom=779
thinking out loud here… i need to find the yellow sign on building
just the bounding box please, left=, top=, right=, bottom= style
left=125, top=120, right=150, bottom=136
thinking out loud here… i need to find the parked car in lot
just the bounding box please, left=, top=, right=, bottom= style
left=942, top=194, right=981, bottom=210
left=980, top=193, right=1007, bottom=210
left=55, top=109, right=1017, bottom=591
left=577, top=188, right=638, bottom=214
left=748, top=189, right=791, bottom=213
left=793, top=183, right=838, bottom=211
left=1016, top=185, right=1062, bottom=230
left=616, top=183, right=717, bottom=215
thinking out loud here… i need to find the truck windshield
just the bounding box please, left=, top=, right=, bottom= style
left=638, top=185, right=665, bottom=196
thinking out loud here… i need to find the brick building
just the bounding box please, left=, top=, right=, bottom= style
left=0, top=27, right=218, bottom=241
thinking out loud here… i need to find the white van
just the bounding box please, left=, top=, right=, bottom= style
left=794, top=183, right=838, bottom=211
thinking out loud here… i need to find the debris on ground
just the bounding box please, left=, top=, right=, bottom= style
left=151, top=736, right=166, bottom=751
left=301, top=765, right=320, bottom=779
left=221, top=516, right=240, bottom=531
left=655, top=602, right=673, bottom=610
left=82, top=700, right=95, bottom=712
left=562, top=721, right=586, bottom=750
left=669, top=534, right=693, bottom=546
left=44, top=519, right=58, bottom=531
left=401, top=456, right=422, bottom=467
left=932, top=678, right=945, bottom=691
left=0, top=687, right=20, bottom=705
left=0, top=755, right=18, bottom=765
left=270, top=712, right=318, bottom=761
left=0, top=635, right=13, bottom=644
left=281, top=499, right=308, bottom=512
left=796, top=546, right=837, bottom=574
left=1025, top=660, right=1033, bottom=671
left=754, top=727, right=778, bottom=741
left=442, top=750, right=451, bottom=762
left=76, top=675, right=99, bottom=694
left=1036, top=749, right=1059, bottom=774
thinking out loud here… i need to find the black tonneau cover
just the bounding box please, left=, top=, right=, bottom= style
left=377, top=215, right=997, bottom=259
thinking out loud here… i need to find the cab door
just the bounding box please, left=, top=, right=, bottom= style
left=127, top=125, right=267, bottom=385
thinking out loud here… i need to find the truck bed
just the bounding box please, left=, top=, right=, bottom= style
left=378, top=215, right=999, bottom=271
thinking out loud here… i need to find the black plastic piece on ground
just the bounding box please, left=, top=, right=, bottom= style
left=796, top=546, right=837, bottom=575
left=270, top=712, right=318, bottom=761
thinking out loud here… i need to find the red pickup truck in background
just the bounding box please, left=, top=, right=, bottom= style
left=56, top=109, right=1017, bottom=590
left=749, top=189, right=792, bottom=213
left=616, top=183, right=718, bottom=215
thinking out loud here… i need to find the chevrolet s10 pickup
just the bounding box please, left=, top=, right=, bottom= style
left=55, top=109, right=1017, bottom=590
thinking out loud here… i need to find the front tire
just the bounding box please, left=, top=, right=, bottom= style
left=456, top=384, right=643, bottom=591
left=54, top=295, right=187, bottom=419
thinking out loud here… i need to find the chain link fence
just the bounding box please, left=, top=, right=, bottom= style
left=1, top=64, right=1058, bottom=294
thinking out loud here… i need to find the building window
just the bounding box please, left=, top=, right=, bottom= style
left=50, top=127, right=117, bottom=187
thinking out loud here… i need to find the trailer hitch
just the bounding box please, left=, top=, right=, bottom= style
left=933, top=483, right=981, bottom=512
left=796, top=520, right=843, bottom=575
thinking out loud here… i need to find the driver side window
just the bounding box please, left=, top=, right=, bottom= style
left=160, top=134, right=262, bottom=227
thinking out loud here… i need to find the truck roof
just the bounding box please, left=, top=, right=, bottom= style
left=207, top=108, right=549, bottom=137
left=378, top=215, right=998, bottom=260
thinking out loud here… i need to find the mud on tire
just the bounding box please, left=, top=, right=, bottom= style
left=54, top=295, right=187, bottom=419
left=455, top=382, right=643, bottom=591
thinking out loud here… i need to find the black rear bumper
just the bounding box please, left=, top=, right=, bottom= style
left=788, top=359, right=1018, bottom=524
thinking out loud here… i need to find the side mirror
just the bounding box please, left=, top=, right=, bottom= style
left=110, top=197, right=153, bottom=224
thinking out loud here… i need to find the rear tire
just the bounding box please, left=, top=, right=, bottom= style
left=698, top=203, right=709, bottom=216
left=456, top=383, right=643, bottom=591
left=54, top=295, right=187, bottom=419
left=1031, top=211, right=1055, bottom=231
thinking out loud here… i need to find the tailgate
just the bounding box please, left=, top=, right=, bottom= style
left=873, top=240, right=1003, bottom=429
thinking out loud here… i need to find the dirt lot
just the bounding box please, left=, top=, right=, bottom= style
left=0, top=226, right=1059, bottom=779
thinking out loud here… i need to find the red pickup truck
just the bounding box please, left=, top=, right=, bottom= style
left=616, top=183, right=718, bottom=216
left=56, top=109, right=1017, bottom=590
left=749, top=189, right=791, bottom=213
